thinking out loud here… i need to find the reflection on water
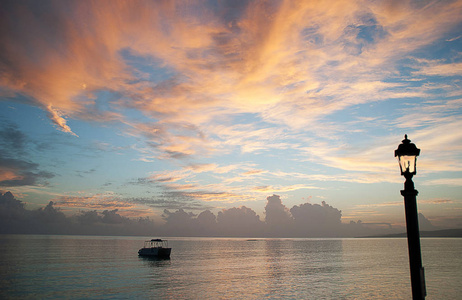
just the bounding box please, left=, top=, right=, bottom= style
left=139, top=256, right=171, bottom=267
left=1, top=235, right=461, bottom=299
left=263, top=239, right=345, bottom=298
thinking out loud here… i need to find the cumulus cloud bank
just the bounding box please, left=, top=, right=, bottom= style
left=1, top=191, right=412, bottom=237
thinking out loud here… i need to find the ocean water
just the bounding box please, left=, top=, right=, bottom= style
left=0, top=235, right=461, bottom=299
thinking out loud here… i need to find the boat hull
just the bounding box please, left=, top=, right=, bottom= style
left=138, top=247, right=171, bottom=258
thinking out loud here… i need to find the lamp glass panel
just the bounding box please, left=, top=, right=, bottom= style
left=399, top=155, right=416, bottom=174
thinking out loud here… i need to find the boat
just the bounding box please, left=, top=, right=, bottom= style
left=138, top=239, right=171, bottom=258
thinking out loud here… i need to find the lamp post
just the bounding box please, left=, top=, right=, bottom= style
left=394, top=135, right=426, bottom=299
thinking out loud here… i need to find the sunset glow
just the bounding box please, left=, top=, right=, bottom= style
left=1, top=0, right=461, bottom=233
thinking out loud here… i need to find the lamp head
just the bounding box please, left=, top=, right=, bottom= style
left=394, top=134, right=420, bottom=175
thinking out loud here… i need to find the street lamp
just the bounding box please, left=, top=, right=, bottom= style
left=395, top=134, right=426, bottom=299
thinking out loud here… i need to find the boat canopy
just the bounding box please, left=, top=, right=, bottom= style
left=143, top=239, right=168, bottom=248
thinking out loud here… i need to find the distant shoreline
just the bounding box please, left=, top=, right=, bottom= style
left=358, top=228, right=462, bottom=238
left=2, top=229, right=462, bottom=239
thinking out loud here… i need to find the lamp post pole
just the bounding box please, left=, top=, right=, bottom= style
left=402, top=172, right=426, bottom=299
left=395, top=135, right=426, bottom=299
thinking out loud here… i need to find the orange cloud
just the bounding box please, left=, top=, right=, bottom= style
left=242, top=169, right=265, bottom=175
left=418, top=199, right=454, bottom=204
left=182, top=191, right=243, bottom=202
left=0, top=170, right=22, bottom=182
left=1, top=0, right=461, bottom=170
left=0, top=2, right=435, bottom=121
left=46, top=105, right=78, bottom=136
left=54, top=194, right=135, bottom=210
left=423, top=178, right=462, bottom=186
left=252, top=184, right=320, bottom=193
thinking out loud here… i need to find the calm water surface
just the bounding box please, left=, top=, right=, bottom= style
left=0, top=235, right=460, bottom=299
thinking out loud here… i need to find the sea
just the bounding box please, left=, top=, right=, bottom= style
left=0, top=235, right=461, bottom=299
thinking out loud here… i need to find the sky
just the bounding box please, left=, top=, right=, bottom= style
left=1, top=0, right=462, bottom=233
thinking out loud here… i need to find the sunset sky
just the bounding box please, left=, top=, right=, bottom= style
left=1, top=0, right=461, bottom=229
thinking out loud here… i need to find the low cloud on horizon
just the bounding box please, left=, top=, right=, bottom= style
left=1, top=191, right=443, bottom=237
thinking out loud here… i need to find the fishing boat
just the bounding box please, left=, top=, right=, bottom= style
left=138, top=239, right=171, bottom=258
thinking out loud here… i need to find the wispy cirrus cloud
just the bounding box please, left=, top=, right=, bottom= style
left=446, top=35, right=462, bottom=42
left=52, top=192, right=156, bottom=217
left=2, top=0, right=461, bottom=152
left=419, top=198, right=455, bottom=204
left=141, top=162, right=270, bottom=203
left=46, top=105, right=78, bottom=137
left=252, top=184, right=320, bottom=193
left=423, top=178, right=462, bottom=186
left=54, top=193, right=134, bottom=209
